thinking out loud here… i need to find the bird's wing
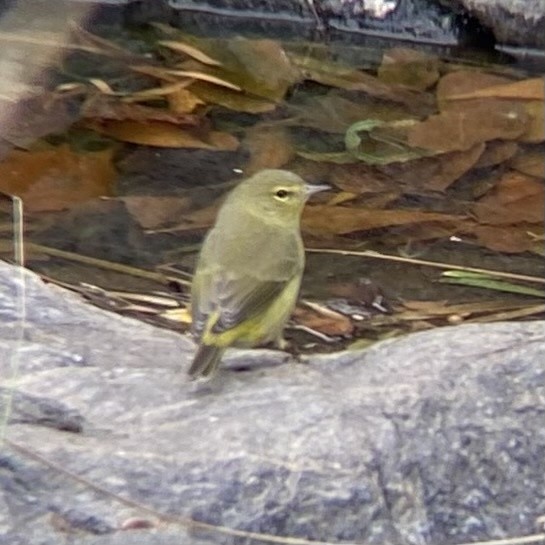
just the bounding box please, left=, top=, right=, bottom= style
left=191, top=230, right=302, bottom=338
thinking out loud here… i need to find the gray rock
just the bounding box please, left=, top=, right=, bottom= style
left=447, top=0, right=545, bottom=49
left=1, top=260, right=544, bottom=544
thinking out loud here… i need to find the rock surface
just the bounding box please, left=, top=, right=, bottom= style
left=73, top=0, right=544, bottom=49
left=450, top=0, right=545, bottom=49
left=1, top=260, right=545, bottom=545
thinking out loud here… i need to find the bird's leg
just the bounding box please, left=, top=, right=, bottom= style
left=274, top=335, right=290, bottom=351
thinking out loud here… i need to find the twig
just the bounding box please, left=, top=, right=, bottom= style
left=307, top=248, right=545, bottom=285
left=24, top=242, right=191, bottom=287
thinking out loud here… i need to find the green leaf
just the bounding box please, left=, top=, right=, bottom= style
left=440, top=271, right=545, bottom=298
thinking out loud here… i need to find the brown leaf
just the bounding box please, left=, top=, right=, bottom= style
left=243, top=126, right=294, bottom=174
left=188, top=81, right=276, bottom=113
left=119, top=196, right=192, bottom=229
left=380, top=143, right=485, bottom=192
left=436, top=71, right=514, bottom=106
left=163, top=202, right=221, bottom=234
left=291, top=53, right=432, bottom=110
left=473, top=171, right=544, bottom=225
left=175, top=38, right=300, bottom=102
left=408, top=101, right=529, bottom=152
left=158, top=40, right=222, bottom=66
left=293, top=304, right=353, bottom=336
left=302, top=204, right=464, bottom=235
left=0, top=145, right=116, bottom=211
left=446, top=77, right=544, bottom=101
left=90, top=120, right=239, bottom=150
left=166, top=87, right=205, bottom=114
left=510, top=149, right=545, bottom=178
left=81, top=94, right=199, bottom=124
left=473, top=223, right=543, bottom=253
left=289, top=93, right=414, bottom=134
left=329, top=163, right=394, bottom=194
left=378, top=47, right=439, bottom=91
left=474, top=141, right=519, bottom=168
left=520, top=101, right=544, bottom=143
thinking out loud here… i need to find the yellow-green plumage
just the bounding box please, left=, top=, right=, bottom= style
left=188, top=169, right=323, bottom=378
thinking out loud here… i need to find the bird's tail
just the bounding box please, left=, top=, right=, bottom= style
left=188, top=344, right=225, bottom=379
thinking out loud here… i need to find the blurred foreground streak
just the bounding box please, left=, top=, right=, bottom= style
left=0, top=0, right=93, bottom=159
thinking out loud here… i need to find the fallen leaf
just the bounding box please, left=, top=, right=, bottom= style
left=81, top=94, right=200, bottom=124
left=289, top=92, right=417, bottom=134
left=303, top=205, right=464, bottom=235
left=473, top=171, right=544, bottom=225
left=89, top=120, right=238, bottom=150
left=243, top=126, right=294, bottom=174
left=378, top=47, right=439, bottom=90
left=119, top=196, right=192, bottom=229
left=510, top=149, right=545, bottom=178
left=165, top=69, right=242, bottom=91
left=167, top=87, right=205, bottom=114
left=188, top=81, right=276, bottom=113
left=472, top=223, right=543, bottom=253
left=0, top=145, right=116, bottom=211
left=161, top=202, right=221, bottom=234
left=380, top=143, right=485, bottom=192
left=171, top=36, right=301, bottom=102
left=474, top=141, right=519, bottom=168
left=446, top=77, right=544, bottom=101
left=328, top=162, right=393, bottom=194
left=293, top=304, right=353, bottom=336
left=158, top=40, right=222, bottom=66
left=408, top=101, right=529, bottom=152
left=436, top=70, right=514, bottom=106
left=291, top=53, right=432, bottom=110
left=519, top=101, right=544, bottom=142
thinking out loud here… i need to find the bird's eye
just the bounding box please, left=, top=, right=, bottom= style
left=275, top=189, right=289, bottom=199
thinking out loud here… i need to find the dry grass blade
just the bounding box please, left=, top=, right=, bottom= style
left=165, top=70, right=241, bottom=91
left=23, top=242, right=190, bottom=286
left=465, top=304, right=545, bottom=323
left=158, top=40, right=222, bottom=66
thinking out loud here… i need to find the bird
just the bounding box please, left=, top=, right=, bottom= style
left=188, top=169, right=327, bottom=378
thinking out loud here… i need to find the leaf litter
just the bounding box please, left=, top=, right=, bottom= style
left=1, top=24, right=543, bottom=352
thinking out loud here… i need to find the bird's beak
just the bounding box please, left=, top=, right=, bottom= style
left=304, top=184, right=330, bottom=199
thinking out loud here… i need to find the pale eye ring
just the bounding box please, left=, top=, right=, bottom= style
left=275, top=189, right=289, bottom=199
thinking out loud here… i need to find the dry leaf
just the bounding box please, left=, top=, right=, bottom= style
left=446, top=77, right=544, bottom=101
left=510, top=149, right=545, bottom=178
left=473, top=171, right=544, bottom=225
left=165, top=69, right=242, bottom=91
left=329, top=163, right=393, bottom=194
left=378, top=47, right=439, bottom=91
left=188, top=81, right=276, bottom=113
left=119, top=196, right=192, bottom=229
left=158, top=40, right=222, bottom=66
left=293, top=305, right=353, bottom=336
left=380, top=143, right=485, bottom=192
left=436, top=71, right=514, bottom=106
left=303, top=205, right=463, bottom=235
left=90, top=120, right=238, bottom=150
left=472, top=223, right=543, bottom=253
left=0, top=145, right=116, bottom=211
left=291, top=53, right=432, bottom=110
left=167, top=87, right=205, bottom=114
left=243, top=126, right=294, bottom=174
left=82, top=94, right=199, bottom=124
left=289, top=93, right=414, bottom=134
left=519, top=101, right=544, bottom=143
left=408, top=101, right=528, bottom=152
left=474, top=141, right=519, bottom=168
